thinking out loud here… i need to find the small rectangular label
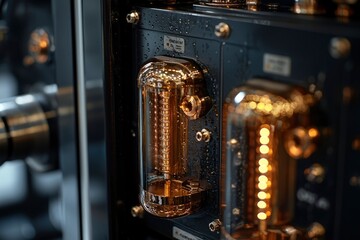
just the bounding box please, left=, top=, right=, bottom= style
left=263, top=53, right=291, bottom=76
left=164, top=35, right=185, bottom=53
left=173, top=226, right=202, bottom=240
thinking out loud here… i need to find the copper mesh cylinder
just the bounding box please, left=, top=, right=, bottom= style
left=137, top=56, right=211, bottom=217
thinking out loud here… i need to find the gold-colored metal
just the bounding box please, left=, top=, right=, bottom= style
left=282, top=226, right=301, bottom=240
left=196, top=128, right=211, bottom=142
left=246, top=0, right=261, bottom=11
left=284, top=127, right=318, bottom=159
left=304, top=163, right=325, bottom=183
left=203, top=0, right=242, bottom=7
left=215, top=22, right=231, bottom=39
left=131, top=205, right=144, bottom=218
left=25, top=28, right=53, bottom=65
left=208, top=0, right=240, bottom=3
left=146, top=0, right=185, bottom=4
left=126, top=10, right=140, bottom=24
left=209, top=219, right=222, bottom=232
left=181, top=95, right=211, bottom=119
left=138, top=56, right=212, bottom=217
left=293, top=0, right=325, bottom=15
left=221, top=79, right=317, bottom=239
left=307, top=222, right=325, bottom=239
left=329, top=37, right=351, bottom=59
left=265, top=226, right=303, bottom=240
left=333, top=0, right=357, bottom=18
left=335, top=4, right=353, bottom=18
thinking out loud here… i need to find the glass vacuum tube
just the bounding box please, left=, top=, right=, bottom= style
left=221, top=79, right=317, bottom=239
left=138, top=56, right=211, bottom=218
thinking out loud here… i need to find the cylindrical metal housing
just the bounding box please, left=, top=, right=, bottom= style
left=0, top=86, right=58, bottom=172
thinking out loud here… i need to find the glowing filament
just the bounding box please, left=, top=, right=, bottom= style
left=257, top=212, right=267, bottom=220
left=249, top=101, right=257, bottom=109
left=259, top=165, right=268, bottom=174
left=258, top=182, right=267, bottom=190
left=259, top=127, right=270, bottom=136
left=257, top=201, right=266, bottom=209
left=256, top=124, right=272, bottom=223
left=264, top=104, right=273, bottom=112
left=40, top=40, right=48, bottom=48
left=257, top=102, right=265, bottom=110
left=258, top=191, right=267, bottom=199
left=309, top=128, right=319, bottom=138
left=260, top=136, right=269, bottom=144
left=259, top=145, right=269, bottom=154
left=259, top=158, right=269, bottom=166
left=258, top=175, right=268, bottom=182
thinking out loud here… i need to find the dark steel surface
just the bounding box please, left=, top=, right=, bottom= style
left=122, top=4, right=360, bottom=240
left=1, top=1, right=360, bottom=239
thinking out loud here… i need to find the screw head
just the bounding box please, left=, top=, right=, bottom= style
left=329, top=37, right=351, bottom=59
left=126, top=11, right=140, bottom=24
left=214, top=22, right=230, bottom=38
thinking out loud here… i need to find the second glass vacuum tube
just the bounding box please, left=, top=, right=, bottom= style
left=221, top=79, right=318, bottom=239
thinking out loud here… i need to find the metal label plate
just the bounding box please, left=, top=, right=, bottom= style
left=164, top=35, right=185, bottom=53
left=173, top=226, right=202, bottom=240
left=263, top=53, right=291, bottom=76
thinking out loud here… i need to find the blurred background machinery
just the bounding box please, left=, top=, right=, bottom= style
left=0, top=0, right=108, bottom=239
left=1, top=0, right=360, bottom=240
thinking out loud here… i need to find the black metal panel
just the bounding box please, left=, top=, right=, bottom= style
left=119, top=4, right=360, bottom=240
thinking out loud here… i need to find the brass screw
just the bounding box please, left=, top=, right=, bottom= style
left=25, top=28, right=52, bottom=65
left=126, top=11, right=140, bottom=24
left=304, top=163, right=325, bottom=183
left=181, top=95, right=201, bottom=120
left=209, top=219, right=221, bottom=232
left=131, top=205, right=144, bottom=218
left=329, top=37, right=351, bottom=59
left=196, top=129, right=211, bottom=142
left=307, top=222, right=325, bottom=239
left=214, top=22, right=230, bottom=39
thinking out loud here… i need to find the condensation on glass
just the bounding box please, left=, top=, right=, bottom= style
left=221, top=79, right=318, bottom=239
left=137, top=56, right=212, bottom=218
